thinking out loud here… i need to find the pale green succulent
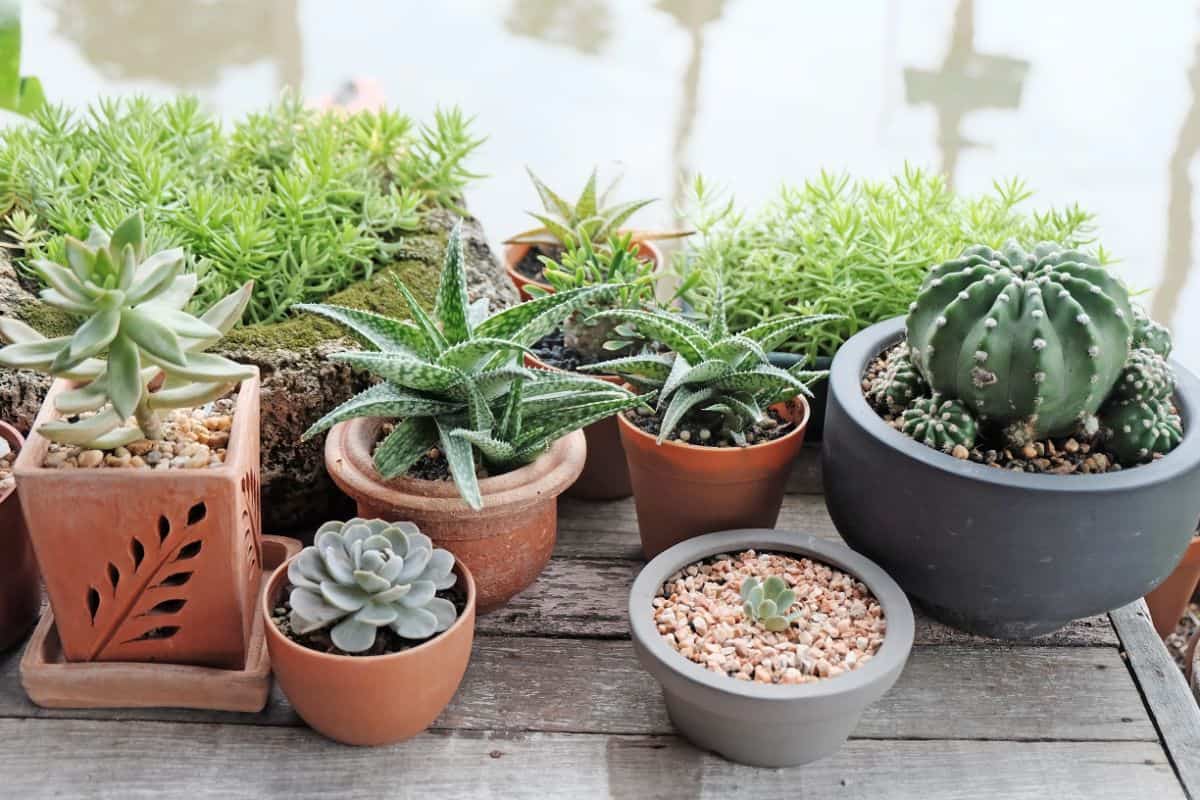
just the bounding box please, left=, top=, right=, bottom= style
left=287, top=518, right=458, bottom=653
left=740, top=576, right=801, bottom=632
left=0, top=211, right=255, bottom=449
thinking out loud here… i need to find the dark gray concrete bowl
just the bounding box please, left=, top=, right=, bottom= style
left=628, top=528, right=914, bottom=767
left=823, top=317, right=1200, bottom=639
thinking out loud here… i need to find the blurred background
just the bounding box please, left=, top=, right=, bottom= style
left=16, top=0, right=1199, bottom=370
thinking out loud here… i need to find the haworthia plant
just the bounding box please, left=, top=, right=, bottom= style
left=301, top=222, right=653, bottom=510
left=288, top=518, right=458, bottom=653
left=0, top=1, right=44, bottom=117
left=0, top=211, right=255, bottom=449
left=582, top=277, right=835, bottom=444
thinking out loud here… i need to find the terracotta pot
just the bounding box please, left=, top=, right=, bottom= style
left=503, top=239, right=663, bottom=301
left=525, top=351, right=631, bottom=500
left=14, top=376, right=263, bottom=668
left=324, top=418, right=586, bottom=611
left=618, top=397, right=810, bottom=559
left=263, top=555, right=476, bottom=746
left=0, top=423, right=40, bottom=652
left=1145, top=537, right=1200, bottom=639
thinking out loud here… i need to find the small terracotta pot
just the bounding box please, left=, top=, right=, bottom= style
left=525, top=351, right=631, bottom=500
left=1145, top=536, right=1200, bottom=639
left=263, top=556, right=476, bottom=746
left=14, top=376, right=263, bottom=668
left=0, top=422, right=40, bottom=652
left=324, top=418, right=586, bottom=611
left=503, top=239, right=663, bottom=301
left=618, top=397, right=810, bottom=559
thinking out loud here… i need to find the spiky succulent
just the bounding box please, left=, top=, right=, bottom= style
left=0, top=212, right=254, bottom=449
left=301, top=222, right=652, bottom=509
left=900, top=394, right=978, bottom=452
left=1100, top=398, right=1183, bottom=465
left=867, top=344, right=927, bottom=414
left=907, top=241, right=1132, bottom=448
left=1109, top=347, right=1175, bottom=404
left=582, top=280, right=834, bottom=444
left=504, top=167, right=689, bottom=248
left=740, top=576, right=800, bottom=632
left=1131, top=304, right=1172, bottom=358
left=287, top=518, right=458, bottom=653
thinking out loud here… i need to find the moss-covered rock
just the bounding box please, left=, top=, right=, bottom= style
left=0, top=207, right=517, bottom=528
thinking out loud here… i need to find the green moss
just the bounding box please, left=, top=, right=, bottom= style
left=16, top=299, right=75, bottom=338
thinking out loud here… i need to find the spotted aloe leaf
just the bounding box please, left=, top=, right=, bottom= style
left=295, top=303, right=430, bottom=355
left=434, top=223, right=472, bottom=345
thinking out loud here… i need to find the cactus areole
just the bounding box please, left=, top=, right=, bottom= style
left=906, top=241, right=1132, bottom=444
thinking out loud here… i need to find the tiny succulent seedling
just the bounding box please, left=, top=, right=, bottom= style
left=740, top=576, right=800, bottom=632
left=583, top=277, right=836, bottom=444
left=0, top=212, right=255, bottom=449
left=287, top=518, right=458, bottom=653
left=301, top=222, right=653, bottom=510
left=504, top=167, right=690, bottom=249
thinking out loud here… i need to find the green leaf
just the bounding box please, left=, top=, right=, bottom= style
left=39, top=288, right=92, bottom=315
left=109, top=213, right=144, bottom=259
left=526, top=167, right=574, bottom=219
left=528, top=212, right=578, bottom=247
left=576, top=168, right=599, bottom=220
left=115, top=245, right=137, bottom=291
left=374, top=417, right=438, bottom=479
left=147, top=380, right=238, bottom=411
left=657, top=351, right=692, bottom=408
left=62, top=238, right=95, bottom=283
left=711, top=364, right=809, bottom=397
left=106, top=335, right=143, bottom=420
left=198, top=281, right=253, bottom=337
left=522, top=372, right=630, bottom=396
left=437, top=338, right=532, bottom=371
left=302, top=382, right=463, bottom=440
left=679, top=359, right=733, bottom=387
left=463, top=380, right=494, bottom=432
left=741, top=314, right=844, bottom=353
left=659, top=386, right=716, bottom=443
left=708, top=335, right=768, bottom=365
left=601, top=198, right=655, bottom=237
left=708, top=275, right=728, bottom=341
left=516, top=391, right=652, bottom=461
left=434, top=222, right=471, bottom=344
left=392, top=275, right=447, bottom=354
left=296, top=303, right=430, bottom=356
left=125, top=248, right=186, bottom=306
left=499, top=379, right=523, bottom=441
left=449, top=428, right=516, bottom=464
left=148, top=308, right=222, bottom=341
left=475, top=285, right=611, bottom=342
left=121, top=309, right=186, bottom=367
left=67, top=308, right=120, bottom=362
left=148, top=351, right=256, bottom=384
left=0, top=336, right=70, bottom=369
left=38, top=408, right=125, bottom=446
left=0, top=317, right=48, bottom=345
left=55, top=378, right=111, bottom=414
left=578, top=353, right=674, bottom=381
left=437, top=419, right=482, bottom=510
left=586, top=309, right=708, bottom=364
left=331, top=352, right=465, bottom=393
left=31, top=259, right=93, bottom=304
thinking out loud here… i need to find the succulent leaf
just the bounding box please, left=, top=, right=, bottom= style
left=740, top=575, right=800, bottom=631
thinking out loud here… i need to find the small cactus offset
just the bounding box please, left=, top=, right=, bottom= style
left=1131, top=304, right=1172, bottom=358
left=740, top=576, right=800, bottom=632
left=1108, top=348, right=1175, bottom=404
left=1100, top=398, right=1183, bottom=465
left=906, top=241, right=1132, bottom=447
left=287, top=518, right=459, bottom=653
left=867, top=343, right=927, bottom=414
left=900, top=394, right=978, bottom=452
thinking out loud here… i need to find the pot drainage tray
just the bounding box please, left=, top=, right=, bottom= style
left=19, top=534, right=300, bottom=712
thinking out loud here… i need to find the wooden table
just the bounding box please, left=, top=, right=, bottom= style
left=1, top=450, right=1198, bottom=799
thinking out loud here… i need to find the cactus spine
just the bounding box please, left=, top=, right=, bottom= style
left=867, top=343, right=927, bottom=414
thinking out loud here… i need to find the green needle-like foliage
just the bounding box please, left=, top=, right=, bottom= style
left=0, top=94, right=483, bottom=324
left=740, top=576, right=800, bottom=632
left=0, top=211, right=256, bottom=449
left=301, top=222, right=652, bottom=510
left=677, top=167, right=1105, bottom=361
left=582, top=277, right=835, bottom=444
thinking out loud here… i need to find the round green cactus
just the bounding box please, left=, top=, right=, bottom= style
left=286, top=518, right=458, bottom=653
left=1109, top=347, right=1175, bottom=404
left=900, top=394, right=978, bottom=452
left=868, top=344, right=927, bottom=413
left=906, top=241, right=1132, bottom=446
left=1100, top=398, right=1183, bottom=465
left=1131, top=304, right=1172, bottom=358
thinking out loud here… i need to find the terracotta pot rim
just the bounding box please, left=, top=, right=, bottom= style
left=504, top=238, right=664, bottom=295
left=327, top=418, right=586, bottom=514
left=0, top=421, right=22, bottom=505
left=262, top=556, right=476, bottom=666
left=615, top=394, right=811, bottom=455
left=13, top=373, right=261, bottom=479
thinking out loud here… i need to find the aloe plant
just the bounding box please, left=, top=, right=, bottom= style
left=504, top=167, right=689, bottom=248
left=301, top=222, right=652, bottom=509
left=582, top=279, right=835, bottom=444
left=0, top=212, right=255, bottom=449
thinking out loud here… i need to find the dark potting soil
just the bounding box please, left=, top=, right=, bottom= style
left=531, top=327, right=610, bottom=372
left=864, top=342, right=1143, bottom=475
left=623, top=405, right=796, bottom=448
left=271, top=584, right=468, bottom=657
left=514, top=243, right=564, bottom=282
left=373, top=423, right=489, bottom=481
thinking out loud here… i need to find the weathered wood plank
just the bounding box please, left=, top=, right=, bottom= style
left=483, top=557, right=1119, bottom=646
left=0, top=720, right=1180, bottom=800
left=0, top=638, right=1155, bottom=742
left=1111, top=600, right=1200, bottom=798
left=788, top=445, right=824, bottom=494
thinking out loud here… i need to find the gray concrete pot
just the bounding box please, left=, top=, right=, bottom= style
left=628, top=529, right=914, bottom=767
left=824, top=317, right=1200, bottom=639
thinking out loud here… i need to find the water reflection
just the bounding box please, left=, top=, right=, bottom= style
left=47, top=0, right=301, bottom=89
left=904, top=0, right=1028, bottom=188
left=505, top=0, right=612, bottom=56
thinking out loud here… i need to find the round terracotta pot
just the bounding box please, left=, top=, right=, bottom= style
left=503, top=239, right=663, bottom=301
left=324, top=418, right=586, bottom=611
left=617, top=397, right=810, bottom=559
left=525, top=352, right=631, bottom=500
left=263, top=556, right=476, bottom=746
left=1145, top=536, right=1200, bottom=639
left=0, top=422, right=39, bottom=652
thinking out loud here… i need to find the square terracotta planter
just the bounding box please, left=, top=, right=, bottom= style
left=0, top=422, right=40, bottom=651
left=14, top=376, right=263, bottom=669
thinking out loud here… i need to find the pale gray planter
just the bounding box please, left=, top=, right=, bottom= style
left=823, top=317, right=1200, bottom=639
left=628, top=529, right=914, bottom=767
